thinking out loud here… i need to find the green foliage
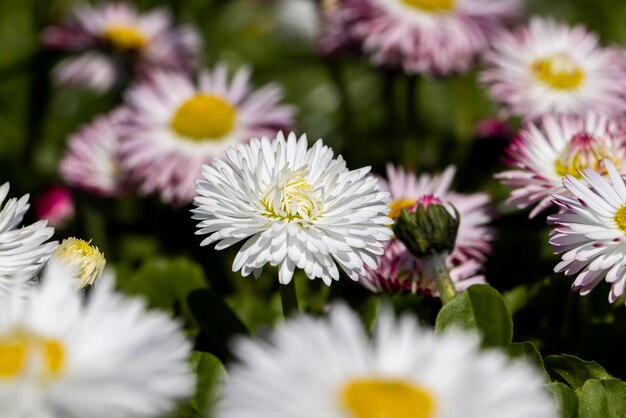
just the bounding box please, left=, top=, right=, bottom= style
left=435, top=285, right=513, bottom=347
left=578, top=379, right=626, bottom=418
left=505, top=342, right=549, bottom=382
left=545, top=382, right=578, bottom=418
left=545, top=354, right=612, bottom=391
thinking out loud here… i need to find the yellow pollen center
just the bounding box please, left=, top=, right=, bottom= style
left=261, top=166, right=319, bottom=221
left=389, top=198, right=417, bottom=218
left=0, top=331, right=65, bottom=379
left=615, top=204, right=626, bottom=234
left=53, top=237, right=106, bottom=288
left=532, top=54, right=585, bottom=91
left=102, top=25, right=147, bottom=50
left=171, top=95, right=237, bottom=141
left=554, top=134, right=608, bottom=178
left=342, top=378, right=435, bottom=418
left=400, top=0, right=455, bottom=12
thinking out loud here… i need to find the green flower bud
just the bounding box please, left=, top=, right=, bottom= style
left=392, top=200, right=460, bottom=258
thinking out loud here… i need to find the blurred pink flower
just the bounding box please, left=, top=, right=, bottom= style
left=475, top=118, right=510, bottom=140
left=35, top=187, right=75, bottom=229
left=42, top=2, right=201, bottom=92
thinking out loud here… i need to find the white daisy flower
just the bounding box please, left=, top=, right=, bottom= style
left=549, top=159, right=626, bottom=304
left=217, top=304, right=558, bottom=418
left=192, top=132, right=393, bottom=285
left=0, top=261, right=195, bottom=418
left=0, top=183, right=57, bottom=300
left=42, top=2, right=200, bottom=92
left=60, top=112, right=127, bottom=197
left=120, top=65, right=295, bottom=205
left=46, top=237, right=106, bottom=289
left=497, top=113, right=626, bottom=218
left=481, top=17, right=626, bottom=119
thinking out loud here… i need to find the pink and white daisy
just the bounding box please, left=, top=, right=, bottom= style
left=549, top=159, right=626, bottom=304
left=42, top=2, right=200, bottom=92
left=60, top=112, right=128, bottom=197
left=497, top=113, right=626, bottom=218
left=481, top=18, right=626, bottom=119
left=359, top=164, right=493, bottom=295
left=326, top=0, right=520, bottom=75
left=119, top=65, right=295, bottom=205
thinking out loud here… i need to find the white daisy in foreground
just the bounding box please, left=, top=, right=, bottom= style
left=193, top=132, right=393, bottom=285
left=46, top=237, right=106, bottom=289
left=0, top=183, right=57, bottom=300
left=60, top=112, right=127, bottom=197
left=481, top=18, right=626, bottom=119
left=329, top=0, right=519, bottom=75
left=0, top=262, right=194, bottom=418
left=120, top=65, right=295, bottom=205
left=218, top=304, right=557, bottom=418
left=497, top=113, right=626, bottom=218
left=41, top=2, right=200, bottom=92
left=549, top=159, right=626, bottom=304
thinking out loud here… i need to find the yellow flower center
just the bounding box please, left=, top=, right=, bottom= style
left=389, top=198, right=417, bottom=218
left=102, top=25, right=147, bottom=50
left=554, top=133, right=608, bottom=178
left=341, top=378, right=435, bottom=418
left=0, top=331, right=65, bottom=379
left=532, top=54, right=585, bottom=91
left=261, top=166, right=320, bottom=222
left=400, top=0, right=455, bottom=12
left=171, top=94, right=237, bottom=141
left=615, top=204, right=626, bottom=234
left=53, top=238, right=106, bottom=288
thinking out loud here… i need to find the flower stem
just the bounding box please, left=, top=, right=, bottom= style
left=280, top=279, right=300, bottom=317
left=428, top=253, right=457, bottom=304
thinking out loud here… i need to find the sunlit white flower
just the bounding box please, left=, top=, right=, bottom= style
left=193, top=132, right=393, bottom=285
left=218, top=304, right=557, bottom=418
left=482, top=18, right=626, bottom=119
left=549, top=159, right=626, bottom=304
left=327, top=0, right=520, bottom=75
left=497, top=113, right=626, bottom=218
left=42, top=2, right=200, bottom=92
left=47, top=237, right=106, bottom=289
left=120, top=65, right=295, bottom=205
left=60, top=113, right=127, bottom=197
left=0, top=262, right=194, bottom=418
left=0, top=183, right=57, bottom=301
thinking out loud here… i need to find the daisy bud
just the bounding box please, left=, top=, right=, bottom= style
left=392, top=195, right=460, bottom=259
left=49, top=238, right=106, bottom=289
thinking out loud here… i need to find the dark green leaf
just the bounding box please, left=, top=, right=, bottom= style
left=546, top=382, right=578, bottom=418
left=505, top=341, right=549, bottom=382
left=435, top=285, right=512, bottom=347
left=578, top=379, right=626, bottom=418
left=544, top=354, right=612, bottom=391
left=190, top=352, right=227, bottom=417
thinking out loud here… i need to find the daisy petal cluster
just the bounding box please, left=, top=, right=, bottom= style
left=119, top=65, right=295, bottom=205
left=42, top=2, right=200, bottom=92
left=325, top=0, right=520, bottom=75
left=497, top=113, right=626, bottom=218
left=549, top=159, right=626, bottom=304
left=360, top=164, right=493, bottom=295
left=217, top=304, right=557, bottom=418
left=0, top=183, right=57, bottom=301
left=193, top=132, right=393, bottom=285
left=60, top=112, right=128, bottom=197
left=481, top=17, right=626, bottom=119
left=0, top=262, right=194, bottom=418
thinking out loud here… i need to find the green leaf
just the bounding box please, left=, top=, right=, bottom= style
left=116, top=257, right=208, bottom=328
left=187, top=289, right=249, bottom=361
left=545, top=382, right=578, bottom=418
left=578, top=379, right=626, bottom=418
left=505, top=342, right=549, bottom=382
left=544, top=354, right=612, bottom=391
left=190, top=352, right=227, bottom=417
left=358, top=296, right=381, bottom=333
left=435, top=285, right=513, bottom=347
